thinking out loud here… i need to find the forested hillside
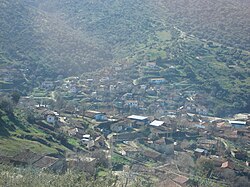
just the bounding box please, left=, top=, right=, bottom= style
left=0, top=0, right=249, bottom=114
left=0, top=0, right=113, bottom=76
left=156, top=0, right=250, bottom=50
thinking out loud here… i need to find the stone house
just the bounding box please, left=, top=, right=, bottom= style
left=110, top=120, right=132, bottom=133
left=148, top=137, right=174, bottom=155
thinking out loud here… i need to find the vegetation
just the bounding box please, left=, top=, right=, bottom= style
left=0, top=95, right=78, bottom=157
left=0, top=164, right=116, bottom=187
left=0, top=1, right=249, bottom=186
left=0, top=0, right=249, bottom=115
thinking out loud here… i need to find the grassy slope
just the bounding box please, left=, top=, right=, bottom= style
left=0, top=108, right=73, bottom=157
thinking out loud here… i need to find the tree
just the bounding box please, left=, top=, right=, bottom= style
left=11, top=91, right=21, bottom=104
left=0, top=96, right=14, bottom=113
left=196, top=158, right=215, bottom=177
left=184, top=66, right=196, bottom=80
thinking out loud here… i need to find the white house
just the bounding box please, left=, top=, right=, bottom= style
left=46, top=114, right=56, bottom=123
left=43, top=110, right=59, bottom=124
left=81, top=134, right=95, bottom=149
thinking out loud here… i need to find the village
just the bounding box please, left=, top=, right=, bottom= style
left=0, top=60, right=248, bottom=186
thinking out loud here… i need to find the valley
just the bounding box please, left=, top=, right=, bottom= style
left=0, top=0, right=250, bottom=186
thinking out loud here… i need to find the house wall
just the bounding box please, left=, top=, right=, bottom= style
left=47, top=115, right=55, bottom=123
left=150, top=143, right=174, bottom=155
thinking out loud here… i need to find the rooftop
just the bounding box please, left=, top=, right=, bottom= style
left=229, top=121, right=247, bottom=125
left=82, top=134, right=91, bottom=138
left=194, top=148, right=206, bottom=153
left=150, top=120, right=165, bottom=127
left=127, top=115, right=148, bottom=121
left=85, top=110, right=102, bottom=114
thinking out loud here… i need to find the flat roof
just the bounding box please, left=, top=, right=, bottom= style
left=195, top=148, right=205, bottom=153
left=127, top=115, right=148, bottom=121
left=229, top=121, right=246, bottom=125
left=82, top=134, right=91, bottom=138
left=150, top=120, right=165, bottom=127
left=85, top=110, right=102, bottom=114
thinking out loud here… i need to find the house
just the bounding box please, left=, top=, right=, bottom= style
left=68, top=128, right=85, bottom=138
left=194, top=148, right=207, bottom=157
left=148, top=137, right=174, bottom=155
left=41, top=108, right=59, bottom=124
left=127, top=115, right=149, bottom=127
left=149, top=120, right=168, bottom=135
left=68, top=128, right=79, bottom=136
left=197, top=139, right=218, bottom=151
left=142, top=149, right=161, bottom=161
left=44, top=111, right=58, bottom=124
left=120, top=146, right=139, bottom=157
left=149, top=78, right=166, bottom=84
left=86, top=79, right=94, bottom=84
left=110, top=120, right=132, bottom=133
left=112, top=132, right=144, bottom=142
left=81, top=134, right=95, bottom=149
left=109, top=85, right=116, bottom=92
left=85, top=110, right=107, bottom=121
left=229, top=120, right=247, bottom=128
left=94, top=136, right=108, bottom=148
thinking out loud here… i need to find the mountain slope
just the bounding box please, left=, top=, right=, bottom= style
left=0, top=0, right=249, bottom=114
left=0, top=0, right=113, bottom=76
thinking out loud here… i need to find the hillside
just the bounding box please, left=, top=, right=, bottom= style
left=155, top=0, right=250, bottom=51
left=0, top=0, right=249, bottom=113
left=0, top=0, right=113, bottom=76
